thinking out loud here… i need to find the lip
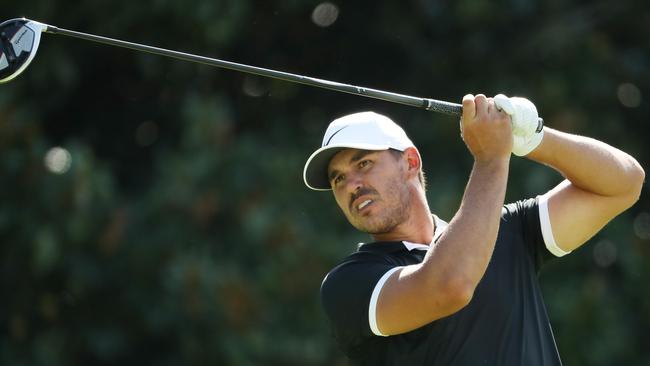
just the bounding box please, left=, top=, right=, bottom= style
left=350, top=196, right=374, bottom=213
left=357, top=199, right=373, bottom=213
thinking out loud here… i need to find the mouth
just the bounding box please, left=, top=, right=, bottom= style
left=352, top=198, right=374, bottom=214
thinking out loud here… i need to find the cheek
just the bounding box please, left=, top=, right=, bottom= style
left=332, top=192, right=347, bottom=211
left=382, top=173, right=408, bottom=201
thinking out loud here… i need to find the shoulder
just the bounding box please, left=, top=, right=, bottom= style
left=500, top=197, right=562, bottom=266
left=498, top=197, right=544, bottom=241
left=321, top=242, right=408, bottom=302
left=319, top=243, right=406, bottom=342
left=322, top=244, right=398, bottom=288
left=502, top=197, right=539, bottom=220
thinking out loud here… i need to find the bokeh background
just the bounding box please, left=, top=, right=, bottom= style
left=1, top=0, right=649, bottom=365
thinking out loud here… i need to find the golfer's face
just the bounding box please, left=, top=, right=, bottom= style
left=327, top=149, right=410, bottom=234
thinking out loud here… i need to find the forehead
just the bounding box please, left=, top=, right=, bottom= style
left=327, top=149, right=382, bottom=174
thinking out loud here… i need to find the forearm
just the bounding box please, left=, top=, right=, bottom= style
left=422, top=158, right=509, bottom=293
left=370, top=95, right=514, bottom=335
left=527, top=127, right=645, bottom=197
left=373, top=159, right=510, bottom=335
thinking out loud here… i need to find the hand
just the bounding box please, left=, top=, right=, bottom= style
left=493, top=94, right=544, bottom=156
left=460, top=94, right=513, bottom=162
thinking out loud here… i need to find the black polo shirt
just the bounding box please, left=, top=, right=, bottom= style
left=320, top=197, right=567, bottom=365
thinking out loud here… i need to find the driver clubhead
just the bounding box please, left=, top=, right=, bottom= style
left=0, top=18, right=47, bottom=83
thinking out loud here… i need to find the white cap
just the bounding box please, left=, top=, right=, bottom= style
left=303, top=111, right=415, bottom=191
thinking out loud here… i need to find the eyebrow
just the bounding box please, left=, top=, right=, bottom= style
left=328, top=150, right=376, bottom=182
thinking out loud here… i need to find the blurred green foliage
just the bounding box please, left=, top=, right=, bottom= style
left=1, top=0, right=648, bottom=365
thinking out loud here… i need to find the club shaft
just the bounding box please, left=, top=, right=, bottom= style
left=45, top=25, right=463, bottom=116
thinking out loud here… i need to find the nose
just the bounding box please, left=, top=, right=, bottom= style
left=344, top=171, right=364, bottom=194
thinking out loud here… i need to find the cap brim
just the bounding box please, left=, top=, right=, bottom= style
left=303, top=143, right=391, bottom=191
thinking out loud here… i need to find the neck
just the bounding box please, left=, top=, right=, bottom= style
left=371, top=186, right=434, bottom=244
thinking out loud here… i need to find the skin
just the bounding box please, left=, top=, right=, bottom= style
left=327, top=94, right=645, bottom=336
left=527, top=128, right=644, bottom=251
left=328, top=148, right=429, bottom=242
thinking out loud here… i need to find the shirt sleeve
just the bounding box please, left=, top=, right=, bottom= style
left=538, top=193, right=572, bottom=258
left=320, top=255, right=398, bottom=352
left=503, top=197, right=569, bottom=271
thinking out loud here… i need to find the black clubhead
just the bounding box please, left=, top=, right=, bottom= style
left=0, top=18, right=47, bottom=83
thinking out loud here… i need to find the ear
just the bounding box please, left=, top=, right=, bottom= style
left=403, top=147, right=421, bottom=177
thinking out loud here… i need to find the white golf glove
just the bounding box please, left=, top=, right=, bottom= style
left=494, top=94, right=544, bottom=156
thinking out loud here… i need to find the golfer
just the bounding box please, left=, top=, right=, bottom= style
left=303, top=94, right=644, bottom=365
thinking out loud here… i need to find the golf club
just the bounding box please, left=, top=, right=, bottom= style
left=0, top=18, right=542, bottom=130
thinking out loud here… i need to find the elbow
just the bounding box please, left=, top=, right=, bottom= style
left=633, top=161, right=645, bottom=196
left=440, top=277, right=476, bottom=312
left=624, top=160, right=645, bottom=207
left=413, top=266, right=478, bottom=318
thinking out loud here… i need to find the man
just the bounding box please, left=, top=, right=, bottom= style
left=302, top=94, right=645, bottom=365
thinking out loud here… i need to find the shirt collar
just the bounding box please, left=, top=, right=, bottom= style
left=402, top=241, right=429, bottom=251
left=357, top=214, right=449, bottom=253
left=402, top=214, right=448, bottom=251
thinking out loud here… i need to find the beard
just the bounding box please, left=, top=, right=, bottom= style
left=346, top=177, right=412, bottom=235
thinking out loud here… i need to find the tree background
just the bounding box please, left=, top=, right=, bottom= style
left=1, top=0, right=648, bottom=365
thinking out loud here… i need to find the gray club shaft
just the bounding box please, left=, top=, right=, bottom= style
left=45, top=25, right=463, bottom=116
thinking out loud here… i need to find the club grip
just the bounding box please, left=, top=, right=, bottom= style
left=423, top=99, right=544, bottom=131
left=422, top=98, right=463, bottom=115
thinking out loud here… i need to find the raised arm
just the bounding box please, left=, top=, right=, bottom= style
left=375, top=94, right=512, bottom=335
left=526, top=127, right=645, bottom=252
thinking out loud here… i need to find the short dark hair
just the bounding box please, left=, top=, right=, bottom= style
left=389, top=149, right=427, bottom=191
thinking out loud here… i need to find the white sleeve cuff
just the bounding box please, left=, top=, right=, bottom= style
left=369, top=267, right=402, bottom=337
left=538, top=194, right=571, bottom=257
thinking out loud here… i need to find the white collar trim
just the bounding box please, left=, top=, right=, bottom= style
left=401, top=214, right=448, bottom=251
left=402, top=241, right=430, bottom=251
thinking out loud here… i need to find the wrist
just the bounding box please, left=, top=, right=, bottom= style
left=512, top=127, right=544, bottom=156
left=473, top=156, right=511, bottom=171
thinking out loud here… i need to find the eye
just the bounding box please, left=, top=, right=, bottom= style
left=359, top=160, right=372, bottom=169
left=333, top=174, right=345, bottom=186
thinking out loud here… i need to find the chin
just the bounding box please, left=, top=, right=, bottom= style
left=353, top=217, right=396, bottom=235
